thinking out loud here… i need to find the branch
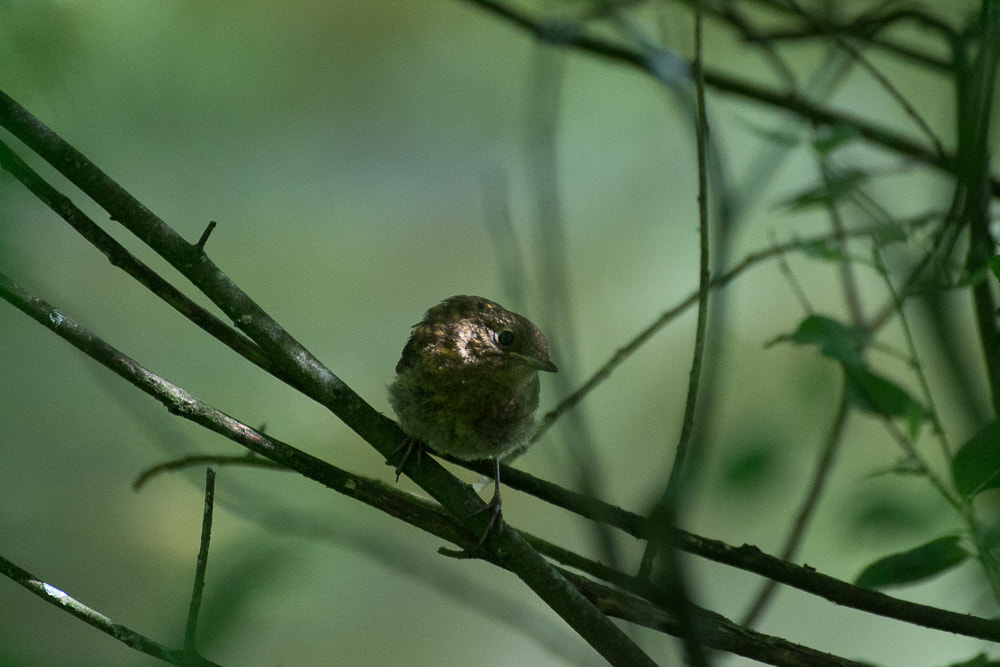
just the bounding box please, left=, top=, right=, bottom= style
left=741, top=389, right=851, bottom=626
left=564, top=568, right=869, bottom=667
left=780, top=1, right=947, bottom=161
left=129, top=430, right=1000, bottom=647
left=733, top=3, right=957, bottom=72
left=461, top=0, right=1000, bottom=197
left=0, top=255, right=650, bottom=666
left=184, top=468, right=215, bottom=659
left=535, top=217, right=937, bottom=440
left=0, top=137, right=279, bottom=377
left=455, top=457, right=1000, bottom=643
left=960, top=3, right=1000, bottom=414
left=0, top=88, right=659, bottom=665
left=636, top=2, right=714, bottom=663
left=130, top=452, right=874, bottom=666
left=134, top=453, right=284, bottom=490
left=10, top=261, right=992, bottom=663
left=0, top=552, right=219, bottom=666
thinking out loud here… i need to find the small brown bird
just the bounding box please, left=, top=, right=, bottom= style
left=388, top=295, right=557, bottom=543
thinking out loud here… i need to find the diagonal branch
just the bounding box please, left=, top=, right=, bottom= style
left=462, top=0, right=1000, bottom=198
left=184, top=468, right=215, bottom=660
left=9, top=263, right=996, bottom=665
left=0, top=137, right=278, bottom=376
left=0, top=553, right=221, bottom=667
left=455, top=457, right=1000, bottom=643
left=0, top=89, right=654, bottom=665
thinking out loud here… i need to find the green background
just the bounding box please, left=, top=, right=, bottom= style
left=0, top=2, right=986, bottom=665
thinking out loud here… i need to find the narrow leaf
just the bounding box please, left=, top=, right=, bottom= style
left=989, top=256, right=1000, bottom=283
left=787, top=314, right=868, bottom=368
left=843, top=365, right=928, bottom=432
left=813, top=123, right=860, bottom=154
left=864, top=455, right=926, bottom=480
left=781, top=168, right=869, bottom=211
left=951, top=421, right=1000, bottom=499
left=795, top=238, right=846, bottom=262
left=871, top=223, right=908, bottom=246
left=742, top=120, right=801, bottom=147
left=855, top=535, right=968, bottom=589
left=944, top=653, right=990, bottom=667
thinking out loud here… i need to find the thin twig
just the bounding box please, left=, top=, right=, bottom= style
left=772, top=230, right=814, bottom=314
left=452, top=456, right=1000, bottom=642
left=134, top=453, right=284, bottom=490
left=717, top=1, right=800, bottom=93
left=535, top=219, right=934, bottom=439
left=636, top=0, right=713, bottom=663
left=0, top=553, right=220, bottom=667
left=184, top=468, right=215, bottom=658
left=122, top=429, right=1000, bottom=646
left=195, top=221, right=217, bottom=252
left=463, top=0, right=999, bottom=196
left=741, top=389, right=850, bottom=627
left=666, top=0, right=712, bottom=498
left=871, top=246, right=952, bottom=462
left=0, top=138, right=279, bottom=378
left=783, top=0, right=947, bottom=160
left=0, top=267, right=654, bottom=666
left=819, top=159, right=866, bottom=325
left=742, top=146, right=869, bottom=628
left=0, top=89, right=655, bottom=667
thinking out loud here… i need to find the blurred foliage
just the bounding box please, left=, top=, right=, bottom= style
left=2, top=1, right=1000, bottom=665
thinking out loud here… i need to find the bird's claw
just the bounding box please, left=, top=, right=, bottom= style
left=391, top=436, right=423, bottom=481
left=472, top=490, right=504, bottom=548
left=470, top=458, right=506, bottom=548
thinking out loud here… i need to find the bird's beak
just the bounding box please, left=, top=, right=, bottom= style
left=512, top=353, right=558, bottom=373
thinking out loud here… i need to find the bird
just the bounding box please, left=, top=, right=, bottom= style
left=388, top=295, right=557, bottom=545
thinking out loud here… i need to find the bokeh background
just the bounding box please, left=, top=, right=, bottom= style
left=0, top=1, right=991, bottom=665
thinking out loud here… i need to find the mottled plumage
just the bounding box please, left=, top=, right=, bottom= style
left=388, top=295, right=557, bottom=542
left=389, top=295, right=556, bottom=460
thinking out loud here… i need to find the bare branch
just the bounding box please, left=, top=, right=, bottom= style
left=0, top=262, right=652, bottom=665
left=0, top=554, right=219, bottom=667
left=184, top=468, right=215, bottom=659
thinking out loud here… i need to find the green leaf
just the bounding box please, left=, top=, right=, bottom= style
left=781, top=168, right=869, bottom=211
left=813, top=123, right=861, bottom=154
left=787, top=314, right=869, bottom=368
left=988, top=256, right=1000, bottom=283
left=719, top=439, right=780, bottom=494
left=843, top=365, right=928, bottom=435
left=741, top=120, right=801, bottom=147
left=951, top=421, right=1000, bottom=499
left=864, top=455, right=925, bottom=480
left=855, top=535, right=968, bottom=589
left=955, top=263, right=991, bottom=289
left=776, top=316, right=929, bottom=434
left=850, top=494, right=930, bottom=535
left=795, top=238, right=846, bottom=262
left=944, top=653, right=991, bottom=667
left=871, top=223, right=908, bottom=247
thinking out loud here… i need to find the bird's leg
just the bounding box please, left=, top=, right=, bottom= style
left=474, top=457, right=504, bottom=548
left=391, top=436, right=423, bottom=481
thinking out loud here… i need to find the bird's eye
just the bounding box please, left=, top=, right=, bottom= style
left=497, top=330, right=515, bottom=347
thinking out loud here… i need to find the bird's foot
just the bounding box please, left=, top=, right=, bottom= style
left=472, top=488, right=504, bottom=548
left=391, top=436, right=423, bottom=481
left=438, top=489, right=503, bottom=558
left=471, top=458, right=505, bottom=548
left=436, top=460, right=507, bottom=558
